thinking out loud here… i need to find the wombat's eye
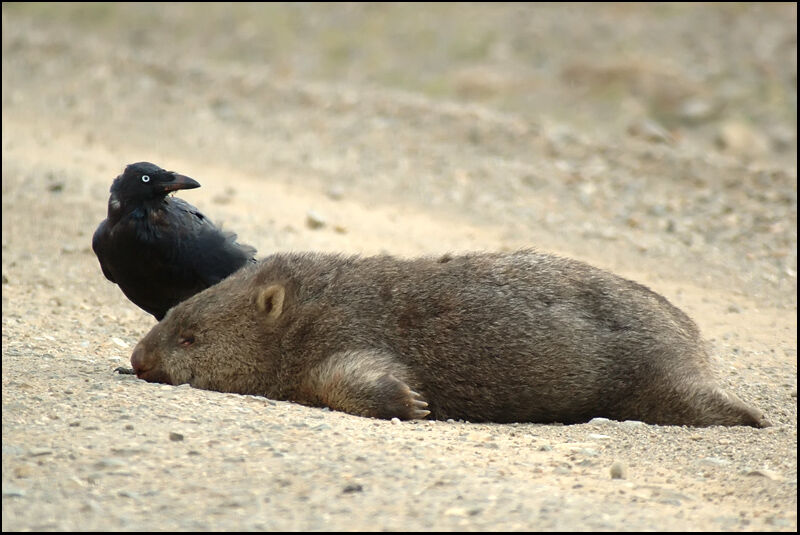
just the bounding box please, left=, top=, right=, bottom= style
left=178, top=334, right=195, bottom=347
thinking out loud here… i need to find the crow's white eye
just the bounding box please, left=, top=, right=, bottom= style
left=141, top=175, right=150, bottom=183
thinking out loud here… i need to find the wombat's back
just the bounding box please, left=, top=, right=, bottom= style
left=265, top=251, right=764, bottom=426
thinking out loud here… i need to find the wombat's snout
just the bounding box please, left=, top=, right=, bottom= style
left=130, top=343, right=171, bottom=384
left=130, top=344, right=150, bottom=377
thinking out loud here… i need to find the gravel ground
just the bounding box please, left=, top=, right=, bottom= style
left=2, top=3, right=796, bottom=531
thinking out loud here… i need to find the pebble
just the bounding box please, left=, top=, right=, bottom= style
left=766, top=516, right=791, bottom=527
left=715, top=121, right=769, bottom=157
left=610, top=461, right=627, bottom=479
left=306, top=210, right=327, bottom=229
left=2, top=484, right=26, bottom=498
left=677, top=97, right=717, bottom=124
left=627, top=118, right=673, bottom=144
left=699, top=457, right=731, bottom=467
left=169, top=432, right=184, bottom=442
left=621, top=420, right=645, bottom=428
left=326, top=185, right=345, bottom=200
left=93, top=458, right=127, bottom=469
left=746, top=469, right=781, bottom=481
left=588, top=417, right=612, bottom=425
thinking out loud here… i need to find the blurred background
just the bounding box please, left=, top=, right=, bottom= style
left=4, top=2, right=796, bottom=158
left=3, top=2, right=796, bottom=303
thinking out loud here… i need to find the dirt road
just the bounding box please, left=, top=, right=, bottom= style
left=2, top=4, right=796, bottom=531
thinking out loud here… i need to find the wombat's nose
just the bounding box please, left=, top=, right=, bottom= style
left=130, top=343, right=150, bottom=375
left=130, top=342, right=172, bottom=384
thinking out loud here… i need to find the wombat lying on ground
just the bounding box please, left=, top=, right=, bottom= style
left=130, top=250, right=769, bottom=427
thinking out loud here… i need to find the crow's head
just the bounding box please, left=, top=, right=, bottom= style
left=110, top=162, right=200, bottom=204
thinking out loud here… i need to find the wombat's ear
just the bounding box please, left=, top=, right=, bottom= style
left=255, top=284, right=285, bottom=322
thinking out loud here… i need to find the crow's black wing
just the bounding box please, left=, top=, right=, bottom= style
left=166, top=198, right=257, bottom=287
left=91, top=219, right=117, bottom=283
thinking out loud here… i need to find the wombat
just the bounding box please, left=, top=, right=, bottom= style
left=130, top=250, right=769, bottom=427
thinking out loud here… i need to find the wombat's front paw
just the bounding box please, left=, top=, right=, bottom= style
left=374, top=374, right=430, bottom=420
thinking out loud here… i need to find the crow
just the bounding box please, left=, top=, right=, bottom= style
left=92, top=162, right=257, bottom=323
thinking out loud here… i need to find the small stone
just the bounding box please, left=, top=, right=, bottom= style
left=610, top=461, right=627, bottom=479
left=746, top=469, right=780, bottom=481
left=2, top=484, right=26, bottom=498
left=306, top=210, right=327, bottom=229
left=342, top=483, right=363, bottom=494
left=621, top=420, right=645, bottom=428
left=588, top=417, right=612, bottom=425
left=326, top=185, right=345, bottom=200
left=677, top=97, right=717, bottom=124
left=390, top=417, right=401, bottom=425
left=169, top=432, right=184, bottom=442
left=715, top=121, right=769, bottom=156
left=699, top=457, right=731, bottom=466
left=13, top=465, right=34, bottom=478
left=766, top=516, right=791, bottom=527
left=94, top=458, right=126, bottom=469
left=627, top=118, right=673, bottom=144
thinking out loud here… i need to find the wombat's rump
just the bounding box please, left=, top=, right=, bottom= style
left=130, top=250, right=769, bottom=427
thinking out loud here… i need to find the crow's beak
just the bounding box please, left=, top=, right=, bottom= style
left=160, top=173, right=201, bottom=193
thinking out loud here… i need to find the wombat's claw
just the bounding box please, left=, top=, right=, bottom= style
left=409, top=390, right=431, bottom=419
left=115, top=366, right=136, bottom=375
left=376, top=374, right=430, bottom=420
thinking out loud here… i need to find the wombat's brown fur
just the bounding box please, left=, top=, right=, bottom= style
left=130, top=250, right=769, bottom=427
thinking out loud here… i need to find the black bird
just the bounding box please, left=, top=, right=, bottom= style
left=92, top=162, right=257, bottom=322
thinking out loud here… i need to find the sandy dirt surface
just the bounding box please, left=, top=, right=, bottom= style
left=2, top=3, right=796, bottom=531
